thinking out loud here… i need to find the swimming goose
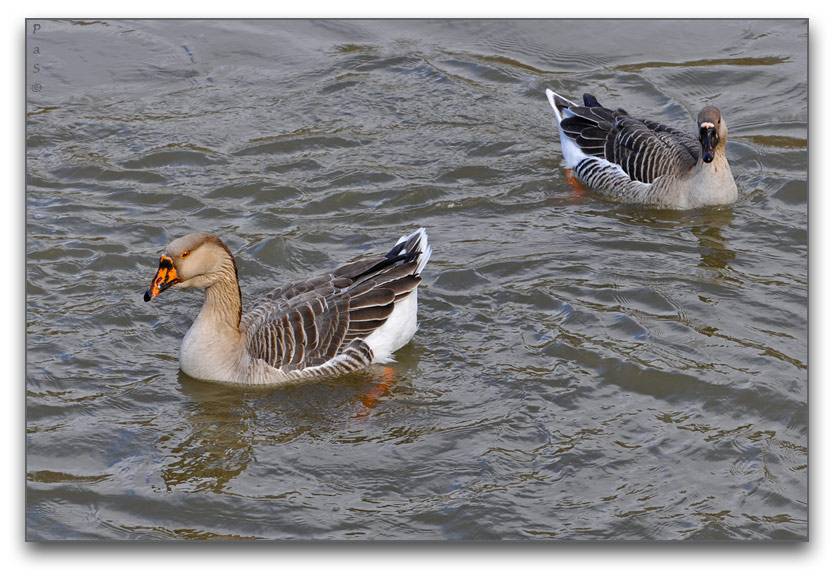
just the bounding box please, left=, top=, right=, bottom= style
left=545, top=89, right=738, bottom=209
left=143, top=228, right=432, bottom=386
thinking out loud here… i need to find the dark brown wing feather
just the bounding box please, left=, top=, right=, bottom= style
left=561, top=99, right=700, bottom=184
left=240, top=245, right=423, bottom=372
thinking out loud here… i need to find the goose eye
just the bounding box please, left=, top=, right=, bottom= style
left=181, top=251, right=190, bottom=258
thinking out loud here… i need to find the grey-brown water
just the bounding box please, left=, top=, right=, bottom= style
left=26, top=19, right=807, bottom=540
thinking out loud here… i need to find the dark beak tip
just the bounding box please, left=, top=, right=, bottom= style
left=703, top=153, right=714, bottom=163
left=143, top=290, right=153, bottom=302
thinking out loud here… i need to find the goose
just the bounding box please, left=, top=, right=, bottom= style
left=545, top=89, right=738, bottom=209
left=143, top=228, right=431, bottom=386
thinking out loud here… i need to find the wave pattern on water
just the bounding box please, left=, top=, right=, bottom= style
left=26, top=19, right=807, bottom=541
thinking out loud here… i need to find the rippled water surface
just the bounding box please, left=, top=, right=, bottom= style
left=25, top=19, right=808, bottom=540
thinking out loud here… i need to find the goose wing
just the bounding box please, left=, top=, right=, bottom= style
left=241, top=243, right=424, bottom=373
left=560, top=95, right=701, bottom=184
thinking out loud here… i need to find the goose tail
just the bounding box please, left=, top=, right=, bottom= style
left=545, top=88, right=576, bottom=123
left=545, top=89, right=586, bottom=169
left=390, top=227, right=432, bottom=275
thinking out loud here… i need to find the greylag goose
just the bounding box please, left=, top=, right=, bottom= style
left=143, top=228, right=432, bottom=386
left=545, top=89, right=738, bottom=209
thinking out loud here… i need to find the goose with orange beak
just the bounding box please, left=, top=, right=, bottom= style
left=143, top=229, right=431, bottom=386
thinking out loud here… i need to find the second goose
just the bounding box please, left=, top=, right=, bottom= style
left=545, top=89, right=738, bottom=209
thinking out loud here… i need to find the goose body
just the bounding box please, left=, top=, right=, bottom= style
left=144, top=229, right=431, bottom=386
left=545, top=89, right=738, bottom=209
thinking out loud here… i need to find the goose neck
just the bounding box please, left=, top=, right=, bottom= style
left=201, top=269, right=243, bottom=333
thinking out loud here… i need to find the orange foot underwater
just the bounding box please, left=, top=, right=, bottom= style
left=561, top=168, right=590, bottom=204
left=566, top=168, right=585, bottom=194
left=351, top=366, right=396, bottom=419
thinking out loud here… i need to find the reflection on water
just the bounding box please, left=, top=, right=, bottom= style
left=691, top=212, right=736, bottom=272
left=161, top=367, right=401, bottom=495
left=26, top=19, right=807, bottom=540
left=157, top=379, right=254, bottom=494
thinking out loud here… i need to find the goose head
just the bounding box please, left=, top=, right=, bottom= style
left=697, top=106, right=728, bottom=164
left=144, top=233, right=237, bottom=302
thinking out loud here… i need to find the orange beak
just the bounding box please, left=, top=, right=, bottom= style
left=144, top=255, right=180, bottom=302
